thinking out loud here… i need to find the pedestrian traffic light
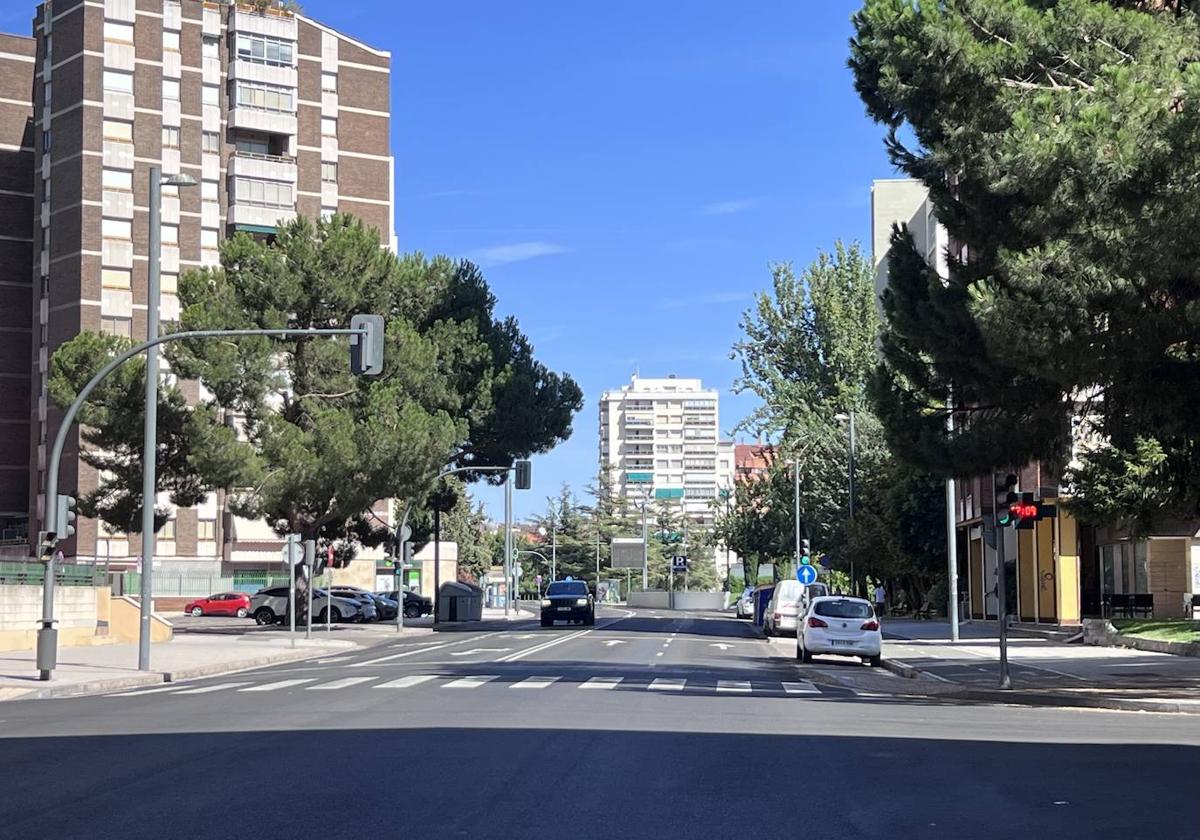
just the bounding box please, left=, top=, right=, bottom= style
left=349, top=314, right=385, bottom=376
left=36, top=530, right=57, bottom=562
left=514, top=459, right=532, bottom=490
left=995, top=474, right=1019, bottom=527
left=799, top=538, right=811, bottom=565
left=304, top=539, right=318, bottom=572
left=56, top=494, right=76, bottom=539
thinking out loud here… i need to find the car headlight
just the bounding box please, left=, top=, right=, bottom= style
left=575, top=598, right=589, bottom=606
left=540, top=599, right=552, bottom=608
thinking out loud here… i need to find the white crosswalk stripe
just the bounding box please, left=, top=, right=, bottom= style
left=239, top=679, right=315, bottom=693
left=580, top=677, right=622, bottom=690
left=108, top=685, right=185, bottom=697
left=716, top=680, right=752, bottom=694
left=307, top=677, right=377, bottom=691
left=174, top=682, right=250, bottom=695
left=512, top=676, right=560, bottom=689
left=443, top=675, right=499, bottom=689
left=375, top=675, right=437, bottom=689
left=647, top=678, right=685, bottom=691
left=782, top=681, right=819, bottom=695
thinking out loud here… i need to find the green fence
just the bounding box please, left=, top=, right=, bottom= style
left=0, top=561, right=102, bottom=587
left=113, top=570, right=292, bottom=597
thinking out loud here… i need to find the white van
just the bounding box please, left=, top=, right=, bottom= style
left=764, top=579, right=829, bottom=636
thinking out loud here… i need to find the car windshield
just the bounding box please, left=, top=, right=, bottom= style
left=546, top=582, right=588, bottom=596
left=813, top=600, right=874, bottom=619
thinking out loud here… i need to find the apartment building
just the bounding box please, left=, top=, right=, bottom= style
left=599, top=375, right=734, bottom=529
left=0, top=34, right=36, bottom=543
left=11, top=0, right=395, bottom=585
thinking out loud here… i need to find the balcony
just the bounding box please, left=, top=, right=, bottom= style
left=231, top=7, right=297, bottom=41
left=229, top=150, right=297, bottom=185
left=228, top=106, right=297, bottom=138
left=228, top=202, right=296, bottom=232
left=229, top=59, right=297, bottom=90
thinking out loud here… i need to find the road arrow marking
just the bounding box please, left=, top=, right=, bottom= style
left=449, top=648, right=511, bottom=657
left=601, top=640, right=626, bottom=647
left=710, top=643, right=733, bottom=651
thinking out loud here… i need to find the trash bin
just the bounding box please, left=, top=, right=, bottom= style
left=437, top=581, right=484, bottom=622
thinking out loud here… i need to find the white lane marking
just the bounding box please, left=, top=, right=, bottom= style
left=240, top=679, right=315, bottom=692
left=655, top=652, right=664, bottom=657
left=717, top=680, right=751, bottom=694
left=648, top=678, right=685, bottom=691
left=109, top=685, right=184, bottom=697
left=512, top=676, right=560, bottom=689
left=710, top=643, right=733, bottom=650
left=783, top=681, right=819, bottom=695
left=308, top=677, right=376, bottom=691
left=316, top=656, right=352, bottom=663
left=661, top=643, right=670, bottom=648
left=601, top=640, right=625, bottom=647
left=375, top=675, right=437, bottom=689
left=173, top=682, right=249, bottom=695
left=443, top=675, right=498, bottom=689
left=449, top=648, right=511, bottom=657
left=580, top=677, right=622, bottom=690
left=350, top=633, right=501, bottom=667
left=497, top=629, right=592, bottom=663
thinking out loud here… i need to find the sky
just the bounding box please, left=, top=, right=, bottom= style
left=280, top=0, right=897, bottom=520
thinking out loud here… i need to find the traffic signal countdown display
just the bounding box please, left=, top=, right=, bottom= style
left=995, top=474, right=1056, bottom=530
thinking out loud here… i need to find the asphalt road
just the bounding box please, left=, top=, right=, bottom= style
left=2, top=608, right=1197, bottom=840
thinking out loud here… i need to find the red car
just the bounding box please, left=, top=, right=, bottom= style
left=184, top=592, right=251, bottom=618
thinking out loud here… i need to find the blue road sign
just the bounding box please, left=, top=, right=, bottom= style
left=797, top=564, right=818, bottom=585
left=818, top=553, right=832, bottom=569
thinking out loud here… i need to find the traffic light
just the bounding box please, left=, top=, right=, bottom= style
left=56, top=495, right=76, bottom=539
left=304, top=539, right=318, bottom=572
left=36, top=530, right=57, bottom=562
left=349, top=314, right=385, bottom=376
left=995, top=474, right=1019, bottom=527
left=799, top=538, right=811, bottom=565
left=514, top=459, right=532, bottom=490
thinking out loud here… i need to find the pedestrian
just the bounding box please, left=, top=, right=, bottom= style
left=873, top=582, right=886, bottom=617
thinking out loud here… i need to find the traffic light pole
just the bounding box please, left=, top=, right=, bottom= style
left=992, top=471, right=1012, bottom=689
left=37, top=324, right=371, bottom=680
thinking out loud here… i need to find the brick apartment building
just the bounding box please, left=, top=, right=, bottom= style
left=0, top=0, right=396, bottom=587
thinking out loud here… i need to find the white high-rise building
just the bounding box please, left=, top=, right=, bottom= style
left=599, top=375, right=734, bottom=529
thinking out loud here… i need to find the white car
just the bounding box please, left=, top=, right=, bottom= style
left=735, top=588, right=755, bottom=619
left=796, top=595, right=882, bottom=667
left=249, top=586, right=366, bottom=625
left=764, top=580, right=829, bottom=636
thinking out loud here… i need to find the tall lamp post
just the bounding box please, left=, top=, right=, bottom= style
left=138, top=166, right=196, bottom=672
left=834, top=411, right=857, bottom=596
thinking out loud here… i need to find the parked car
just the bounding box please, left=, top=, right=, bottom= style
left=540, top=579, right=595, bottom=627
left=764, top=580, right=830, bottom=636
left=183, top=592, right=251, bottom=618
left=735, top=587, right=755, bottom=619
left=378, top=590, right=432, bottom=620
left=327, top=588, right=381, bottom=622
left=796, top=595, right=882, bottom=667
left=248, top=587, right=366, bottom=625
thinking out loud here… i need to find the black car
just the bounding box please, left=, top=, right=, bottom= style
left=540, top=580, right=595, bottom=627
left=379, top=590, right=433, bottom=619
left=332, top=588, right=399, bottom=621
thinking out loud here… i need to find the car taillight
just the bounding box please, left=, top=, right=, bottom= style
left=807, top=616, right=828, bottom=628
left=861, top=620, right=879, bottom=631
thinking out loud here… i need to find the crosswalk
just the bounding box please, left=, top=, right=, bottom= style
left=104, top=675, right=830, bottom=699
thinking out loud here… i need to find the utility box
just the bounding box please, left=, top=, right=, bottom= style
left=437, top=581, right=483, bottom=622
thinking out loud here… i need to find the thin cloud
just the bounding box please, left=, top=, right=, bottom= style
left=658, top=291, right=750, bottom=310
left=699, top=198, right=760, bottom=216
left=466, top=241, right=567, bottom=267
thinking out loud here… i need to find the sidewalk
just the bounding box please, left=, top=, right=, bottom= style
left=0, top=625, right=425, bottom=702
left=881, top=619, right=1200, bottom=714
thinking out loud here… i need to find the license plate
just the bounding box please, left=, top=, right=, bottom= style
left=557, top=607, right=571, bottom=612
left=831, top=640, right=856, bottom=647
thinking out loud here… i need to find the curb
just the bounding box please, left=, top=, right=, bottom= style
left=947, top=688, right=1200, bottom=716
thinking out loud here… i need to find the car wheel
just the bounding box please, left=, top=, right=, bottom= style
left=404, top=604, right=421, bottom=619
left=254, top=608, right=275, bottom=626
left=235, top=607, right=248, bottom=618
left=799, top=640, right=813, bottom=664
left=868, top=655, right=882, bottom=668
left=190, top=606, right=203, bottom=617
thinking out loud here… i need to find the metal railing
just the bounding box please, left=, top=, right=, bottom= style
left=0, top=561, right=102, bottom=587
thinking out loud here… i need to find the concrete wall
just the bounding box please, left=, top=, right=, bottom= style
left=0, top=584, right=98, bottom=652
left=109, top=596, right=172, bottom=644
left=628, top=591, right=669, bottom=608
left=672, top=592, right=726, bottom=611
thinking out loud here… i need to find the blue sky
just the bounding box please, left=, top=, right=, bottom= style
left=287, top=0, right=895, bottom=520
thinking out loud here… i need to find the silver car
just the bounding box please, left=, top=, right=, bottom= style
left=249, top=586, right=365, bottom=625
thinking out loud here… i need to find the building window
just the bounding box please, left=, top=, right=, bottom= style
left=235, top=136, right=270, bottom=155
left=198, top=519, right=216, bottom=541
left=321, top=72, right=337, bottom=93
left=162, top=224, right=179, bottom=245
left=201, top=229, right=219, bottom=249
left=163, top=79, right=180, bottom=102
left=101, top=268, right=131, bottom=290
left=201, top=181, right=218, bottom=203
left=321, top=161, right=337, bottom=183
left=202, top=85, right=219, bottom=107
left=163, top=30, right=180, bottom=52
left=235, top=33, right=294, bottom=67
left=103, top=120, right=133, bottom=142
left=103, top=21, right=134, bottom=44
left=158, top=519, right=176, bottom=541
left=162, top=126, right=180, bottom=149
left=234, top=81, right=294, bottom=113
left=202, top=131, right=220, bottom=154
left=102, top=169, right=133, bottom=191
left=234, top=178, right=292, bottom=208
left=42, top=131, right=50, bottom=152
left=203, top=36, right=218, bottom=59
left=43, top=81, right=51, bottom=108
left=102, top=218, right=132, bottom=240
left=321, top=117, right=336, bottom=137
left=100, top=316, right=132, bottom=339
left=103, top=71, right=134, bottom=94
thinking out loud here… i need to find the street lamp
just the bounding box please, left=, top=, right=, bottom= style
left=834, top=410, right=857, bottom=596
left=138, top=167, right=196, bottom=671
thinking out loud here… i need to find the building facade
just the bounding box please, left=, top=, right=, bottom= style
left=5, top=0, right=396, bottom=586
left=599, top=375, right=734, bottom=529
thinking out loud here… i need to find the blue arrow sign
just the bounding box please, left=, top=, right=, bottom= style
left=797, top=564, right=818, bottom=585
